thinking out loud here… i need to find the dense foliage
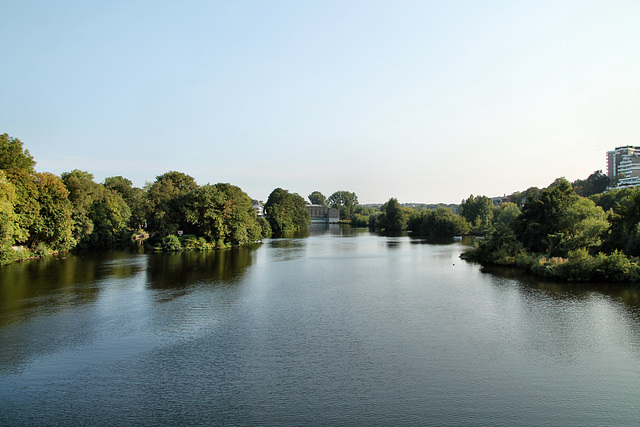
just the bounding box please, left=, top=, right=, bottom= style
left=61, top=169, right=131, bottom=248
left=376, top=198, right=408, bottom=231
left=464, top=177, right=640, bottom=283
left=460, top=194, right=493, bottom=233
left=264, top=188, right=310, bottom=235
left=514, top=178, right=608, bottom=256
left=145, top=171, right=199, bottom=237
left=182, top=183, right=264, bottom=246
left=591, top=186, right=640, bottom=256
left=308, top=191, right=326, bottom=206
left=572, top=170, right=609, bottom=197
left=327, top=190, right=359, bottom=218
left=342, top=197, right=469, bottom=239
left=407, top=207, right=470, bottom=238
left=0, top=133, right=271, bottom=263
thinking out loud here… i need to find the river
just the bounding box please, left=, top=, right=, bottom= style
left=1, top=225, right=639, bottom=425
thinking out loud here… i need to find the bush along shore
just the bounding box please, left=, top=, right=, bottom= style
left=462, top=178, right=640, bottom=284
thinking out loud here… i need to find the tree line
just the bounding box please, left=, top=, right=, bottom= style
left=309, top=190, right=471, bottom=238
left=308, top=171, right=640, bottom=282
left=0, top=129, right=473, bottom=266
left=4, top=132, right=635, bottom=283
left=462, top=177, right=640, bottom=282
left=0, top=133, right=314, bottom=263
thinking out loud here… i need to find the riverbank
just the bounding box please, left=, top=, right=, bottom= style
left=462, top=245, right=640, bottom=284
left=1, top=245, right=65, bottom=265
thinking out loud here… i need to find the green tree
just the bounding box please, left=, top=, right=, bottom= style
left=61, top=170, right=131, bottom=247
left=380, top=198, right=407, bottom=231
left=0, top=133, right=36, bottom=172
left=183, top=183, right=263, bottom=246
left=327, top=190, right=358, bottom=218
left=146, top=171, right=198, bottom=237
left=408, top=207, right=470, bottom=238
left=0, top=133, right=39, bottom=244
left=29, top=172, right=74, bottom=251
left=460, top=194, right=494, bottom=231
left=515, top=178, right=607, bottom=256
left=308, top=191, right=327, bottom=206
left=62, top=170, right=100, bottom=244
left=105, top=176, right=146, bottom=230
left=572, top=170, right=609, bottom=197
left=494, top=202, right=521, bottom=227
left=265, top=188, right=310, bottom=234
left=546, top=197, right=608, bottom=256
left=603, top=186, right=640, bottom=256
left=464, top=222, right=524, bottom=266
left=349, top=205, right=380, bottom=227
left=0, top=171, right=21, bottom=261
left=104, top=175, right=135, bottom=201
left=590, top=187, right=627, bottom=212
left=509, top=187, right=540, bottom=207
left=515, top=179, right=575, bottom=253
left=85, top=189, right=131, bottom=246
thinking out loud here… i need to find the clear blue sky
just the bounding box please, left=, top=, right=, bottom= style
left=2, top=0, right=639, bottom=204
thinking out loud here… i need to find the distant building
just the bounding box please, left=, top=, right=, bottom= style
left=306, top=204, right=340, bottom=223
left=607, top=146, right=640, bottom=188
left=492, top=195, right=509, bottom=207
left=252, top=201, right=264, bottom=217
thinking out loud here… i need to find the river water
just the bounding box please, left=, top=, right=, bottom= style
left=1, top=225, right=639, bottom=425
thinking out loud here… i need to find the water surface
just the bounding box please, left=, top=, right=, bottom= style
left=1, top=225, right=639, bottom=425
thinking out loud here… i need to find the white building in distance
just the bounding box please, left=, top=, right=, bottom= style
left=607, top=146, right=640, bottom=188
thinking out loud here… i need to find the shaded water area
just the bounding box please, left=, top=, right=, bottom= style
left=1, top=225, right=640, bottom=425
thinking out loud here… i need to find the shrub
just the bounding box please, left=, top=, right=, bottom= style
left=351, top=214, right=370, bottom=227
left=182, top=234, right=215, bottom=250
left=161, top=235, right=182, bottom=251
left=463, top=223, right=520, bottom=264
left=32, top=243, right=52, bottom=257
left=525, top=249, right=640, bottom=282
left=564, top=248, right=598, bottom=281
left=530, top=256, right=568, bottom=278
left=602, top=250, right=632, bottom=282
left=0, top=243, right=19, bottom=265
left=514, top=250, right=534, bottom=269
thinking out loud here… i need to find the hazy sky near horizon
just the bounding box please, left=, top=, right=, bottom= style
left=2, top=0, right=639, bottom=204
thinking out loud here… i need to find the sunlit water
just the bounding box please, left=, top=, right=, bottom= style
left=1, top=225, right=639, bottom=425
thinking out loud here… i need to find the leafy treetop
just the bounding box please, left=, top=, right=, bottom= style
left=308, top=191, right=326, bottom=206
left=327, top=190, right=358, bottom=218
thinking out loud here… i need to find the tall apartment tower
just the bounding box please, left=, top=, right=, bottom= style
left=607, top=146, right=640, bottom=188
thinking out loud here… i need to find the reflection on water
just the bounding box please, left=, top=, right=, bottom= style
left=481, top=264, right=640, bottom=306
left=0, top=251, right=146, bottom=327
left=266, top=238, right=308, bottom=263
left=309, top=223, right=370, bottom=238
left=146, top=244, right=259, bottom=292
left=1, top=228, right=640, bottom=425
